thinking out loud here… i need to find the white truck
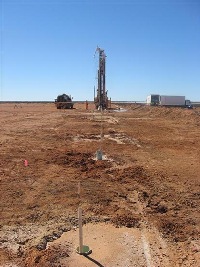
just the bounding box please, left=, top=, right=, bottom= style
left=146, top=94, right=192, bottom=108
left=146, top=94, right=160, bottom=106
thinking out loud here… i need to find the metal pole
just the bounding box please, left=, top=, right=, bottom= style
left=100, top=107, right=103, bottom=150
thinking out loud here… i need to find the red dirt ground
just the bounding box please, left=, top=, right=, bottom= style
left=0, top=103, right=200, bottom=266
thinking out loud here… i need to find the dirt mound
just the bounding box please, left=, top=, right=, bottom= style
left=24, top=245, right=70, bottom=267
left=124, top=104, right=200, bottom=122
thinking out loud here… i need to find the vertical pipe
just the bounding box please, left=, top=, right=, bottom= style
left=100, top=107, right=103, bottom=149
left=78, top=181, right=81, bottom=195
left=78, top=207, right=83, bottom=254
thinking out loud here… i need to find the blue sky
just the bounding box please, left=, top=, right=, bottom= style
left=0, top=0, right=200, bottom=101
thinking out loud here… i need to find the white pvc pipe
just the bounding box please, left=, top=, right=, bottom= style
left=78, top=207, right=83, bottom=254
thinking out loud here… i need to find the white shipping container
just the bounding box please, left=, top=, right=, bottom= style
left=160, top=95, right=185, bottom=106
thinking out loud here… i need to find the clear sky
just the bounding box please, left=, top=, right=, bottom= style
left=0, top=0, right=200, bottom=101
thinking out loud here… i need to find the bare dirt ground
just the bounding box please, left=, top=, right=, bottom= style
left=0, top=102, right=200, bottom=267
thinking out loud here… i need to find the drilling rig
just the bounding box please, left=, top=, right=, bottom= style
left=94, top=47, right=109, bottom=109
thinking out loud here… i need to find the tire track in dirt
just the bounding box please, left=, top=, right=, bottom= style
left=128, top=188, right=171, bottom=267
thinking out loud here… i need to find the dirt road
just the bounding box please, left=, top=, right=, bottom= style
left=0, top=103, right=199, bottom=266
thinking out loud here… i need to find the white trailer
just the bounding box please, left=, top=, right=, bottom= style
left=159, top=95, right=185, bottom=106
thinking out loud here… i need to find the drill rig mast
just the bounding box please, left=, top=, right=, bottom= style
left=94, top=47, right=108, bottom=109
